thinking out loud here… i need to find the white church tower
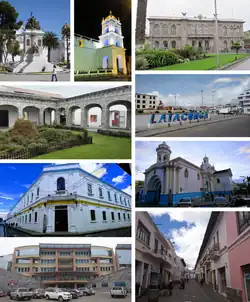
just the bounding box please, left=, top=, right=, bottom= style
left=156, top=142, right=171, bottom=164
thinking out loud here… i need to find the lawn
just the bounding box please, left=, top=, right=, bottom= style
left=34, top=132, right=131, bottom=159
left=152, top=54, right=249, bottom=70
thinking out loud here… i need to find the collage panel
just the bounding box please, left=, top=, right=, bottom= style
left=135, top=140, right=250, bottom=207
left=135, top=0, right=249, bottom=71
left=0, top=84, right=131, bottom=160
left=74, top=0, right=132, bottom=82
left=0, top=0, right=70, bottom=82
left=0, top=238, right=131, bottom=299
left=135, top=210, right=250, bottom=302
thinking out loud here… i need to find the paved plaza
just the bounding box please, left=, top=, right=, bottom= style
left=0, top=72, right=70, bottom=81
left=225, top=56, right=250, bottom=70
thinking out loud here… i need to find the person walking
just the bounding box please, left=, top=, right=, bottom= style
left=200, top=277, right=204, bottom=286
left=52, top=65, right=58, bottom=82
left=168, top=280, right=173, bottom=296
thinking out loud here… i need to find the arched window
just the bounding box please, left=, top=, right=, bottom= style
left=217, top=178, right=220, bottom=184
left=163, top=41, right=168, bottom=48
left=224, top=40, right=228, bottom=50
left=38, top=39, right=42, bottom=47
left=197, top=173, right=200, bottom=180
left=171, top=25, right=176, bottom=35
left=223, top=26, right=227, bottom=35
left=154, top=40, right=159, bottom=48
left=105, top=27, right=109, bottom=33
left=171, top=40, right=176, bottom=48
left=36, top=187, right=40, bottom=198
left=57, top=177, right=66, bottom=191
left=184, top=169, right=189, bottom=178
left=163, top=24, right=168, bottom=33
left=26, top=39, right=31, bottom=46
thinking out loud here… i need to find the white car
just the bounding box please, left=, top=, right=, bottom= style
left=213, top=196, right=229, bottom=207
left=45, top=288, right=72, bottom=301
left=176, top=198, right=192, bottom=207
left=110, top=287, right=127, bottom=298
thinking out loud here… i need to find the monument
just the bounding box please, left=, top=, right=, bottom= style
left=136, top=0, right=147, bottom=46
left=13, top=14, right=62, bottom=73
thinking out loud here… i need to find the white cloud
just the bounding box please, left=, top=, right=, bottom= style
left=148, top=211, right=211, bottom=269
left=122, top=186, right=132, bottom=195
left=0, top=238, right=132, bottom=256
left=112, top=172, right=127, bottom=185
left=0, top=195, right=14, bottom=201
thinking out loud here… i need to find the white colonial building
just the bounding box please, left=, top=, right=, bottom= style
left=135, top=93, right=159, bottom=110
left=140, top=142, right=232, bottom=205
left=238, top=89, right=250, bottom=114
left=136, top=212, right=186, bottom=295
left=6, top=164, right=131, bottom=234
left=148, top=15, right=244, bottom=52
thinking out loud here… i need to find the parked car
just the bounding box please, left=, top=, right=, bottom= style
left=0, top=291, right=7, bottom=297
left=45, top=288, right=72, bottom=301
left=30, top=289, right=45, bottom=299
left=77, top=288, right=91, bottom=296
left=10, top=288, right=33, bottom=301
left=63, top=290, right=78, bottom=299
left=110, top=287, right=127, bottom=298
left=213, top=196, right=229, bottom=207
left=176, top=198, right=192, bottom=207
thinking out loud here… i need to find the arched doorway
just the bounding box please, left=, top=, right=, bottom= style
left=84, top=104, right=103, bottom=130
left=58, top=107, right=66, bottom=125
left=43, top=107, right=56, bottom=125
left=0, top=105, right=18, bottom=128
left=103, top=56, right=109, bottom=69
left=116, top=55, right=123, bottom=73
left=23, top=106, right=40, bottom=125
left=68, top=106, right=81, bottom=126
left=107, top=100, right=131, bottom=130
left=146, top=175, right=162, bottom=204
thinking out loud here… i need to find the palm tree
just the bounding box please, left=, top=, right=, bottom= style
left=61, top=22, right=70, bottom=68
left=43, top=31, right=60, bottom=63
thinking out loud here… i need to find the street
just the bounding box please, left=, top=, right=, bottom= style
left=225, top=56, right=250, bottom=70
left=138, top=281, right=227, bottom=302
left=0, top=225, right=30, bottom=237
left=0, top=292, right=131, bottom=302
left=153, top=115, right=250, bottom=137
left=0, top=73, right=70, bottom=81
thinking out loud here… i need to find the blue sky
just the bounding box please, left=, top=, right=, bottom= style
left=136, top=141, right=250, bottom=181
left=8, top=0, right=70, bottom=37
left=136, top=75, right=250, bottom=107
left=0, top=163, right=131, bottom=218
left=147, top=211, right=211, bottom=268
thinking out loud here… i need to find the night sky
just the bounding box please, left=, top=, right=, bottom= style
left=74, top=0, right=131, bottom=55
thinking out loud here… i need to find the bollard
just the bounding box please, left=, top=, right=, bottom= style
left=189, top=120, right=191, bottom=124
left=179, top=121, right=182, bottom=126
left=197, top=119, right=199, bottom=122
left=168, top=123, right=170, bottom=127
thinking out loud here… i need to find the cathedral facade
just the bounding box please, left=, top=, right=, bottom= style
left=141, top=142, right=232, bottom=205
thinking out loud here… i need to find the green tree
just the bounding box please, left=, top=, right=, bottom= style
left=61, top=22, right=70, bottom=68
left=43, top=31, right=60, bottom=63
left=231, top=41, right=241, bottom=55
left=8, top=39, right=21, bottom=62
left=241, top=176, right=250, bottom=196
left=0, top=1, right=23, bottom=63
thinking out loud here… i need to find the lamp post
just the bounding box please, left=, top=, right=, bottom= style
left=169, top=93, right=180, bottom=108
left=201, top=90, right=204, bottom=107
left=214, top=0, right=220, bottom=68
left=212, top=90, right=216, bottom=109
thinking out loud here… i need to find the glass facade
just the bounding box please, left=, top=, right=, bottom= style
left=16, top=247, right=39, bottom=256
left=91, top=248, right=112, bottom=257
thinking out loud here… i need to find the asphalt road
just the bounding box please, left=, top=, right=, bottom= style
left=226, top=56, right=250, bottom=70
left=154, top=115, right=250, bottom=137
left=0, top=73, right=70, bottom=81
left=0, top=225, right=30, bottom=237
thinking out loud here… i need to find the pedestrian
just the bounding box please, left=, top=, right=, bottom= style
left=200, top=277, right=204, bottom=286
left=52, top=65, right=58, bottom=82
left=168, top=280, right=173, bottom=296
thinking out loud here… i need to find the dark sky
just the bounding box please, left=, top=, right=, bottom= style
left=75, top=0, right=131, bottom=55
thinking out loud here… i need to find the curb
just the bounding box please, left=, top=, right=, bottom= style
left=136, top=115, right=243, bottom=137
left=219, top=55, right=250, bottom=70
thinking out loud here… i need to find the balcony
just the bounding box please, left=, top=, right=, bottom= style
left=200, top=254, right=211, bottom=266
left=209, top=243, right=220, bottom=260
left=144, top=248, right=172, bottom=266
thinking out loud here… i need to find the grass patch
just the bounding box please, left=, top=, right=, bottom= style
left=74, top=75, right=131, bottom=82
left=33, top=132, right=131, bottom=159
left=153, top=54, right=249, bottom=70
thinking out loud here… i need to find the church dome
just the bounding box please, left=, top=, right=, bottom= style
left=103, top=11, right=120, bottom=22
left=156, top=142, right=171, bottom=151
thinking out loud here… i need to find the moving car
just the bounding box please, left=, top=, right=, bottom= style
left=10, top=288, right=33, bottom=301
left=176, top=198, right=192, bottom=207
left=110, top=287, right=127, bottom=298
left=213, top=196, right=229, bottom=207
left=45, top=288, right=72, bottom=301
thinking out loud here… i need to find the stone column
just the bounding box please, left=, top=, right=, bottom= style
left=172, top=168, right=176, bottom=194
left=18, top=108, right=23, bottom=120
left=54, top=110, right=61, bottom=125
left=66, top=110, right=72, bottom=126
left=137, top=262, right=144, bottom=288
left=46, top=207, right=54, bottom=233
left=101, top=108, right=110, bottom=129
left=81, top=108, right=88, bottom=128
left=126, top=109, right=131, bottom=130
left=39, top=110, right=44, bottom=126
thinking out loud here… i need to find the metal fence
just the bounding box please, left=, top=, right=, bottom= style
left=0, top=137, right=92, bottom=159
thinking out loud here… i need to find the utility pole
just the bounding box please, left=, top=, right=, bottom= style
left=214, top=0, right=220, bottom=68
left=201, top=90, right=204, bottom=107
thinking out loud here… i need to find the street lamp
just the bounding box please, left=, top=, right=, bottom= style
left=169, top=93, right=180, bottom=107
left=212, top=90, right=216, bottom=109
left=201, top=90, right=204, bottom=107
left=214, top=0, right=220, bottom=68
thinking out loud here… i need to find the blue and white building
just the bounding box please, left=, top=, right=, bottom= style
left=140, top=142, right=232, bottom=205
left=6, top=164, right=131, bottom=234
left=238, top=89, right=250, bottom=114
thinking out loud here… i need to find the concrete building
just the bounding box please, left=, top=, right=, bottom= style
left=195, top=212, right=250, bottom=302
left=0, top=85, right=131, bottom=131
left=147, top=15, right=244, bottom=52
left=9, top=244, right=122, bottom=289
left=0, top=254, right=12, bottom=270
left=136, top=212, right=186, bottom=295
left=135, top=93, right=159, bottom=110
left=115, top=245, right=131, bottom=269
left=75, top=11, right=127, bottom=75
left=6, top=164, right=131, bottom=234
left=140, top=142, right=233, bottom=205
left=238, top=89, right=250, bottom=114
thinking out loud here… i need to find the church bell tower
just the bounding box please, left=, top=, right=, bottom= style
left=156, top=142, right=171, bottom=164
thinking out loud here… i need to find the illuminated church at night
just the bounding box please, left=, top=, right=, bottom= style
left=74, top=11, right=127, bottom=75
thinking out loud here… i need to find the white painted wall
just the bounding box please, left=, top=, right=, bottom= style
left=178, top=162, right=203, bottom=193
left=213, top=172, right=232, bottom=192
